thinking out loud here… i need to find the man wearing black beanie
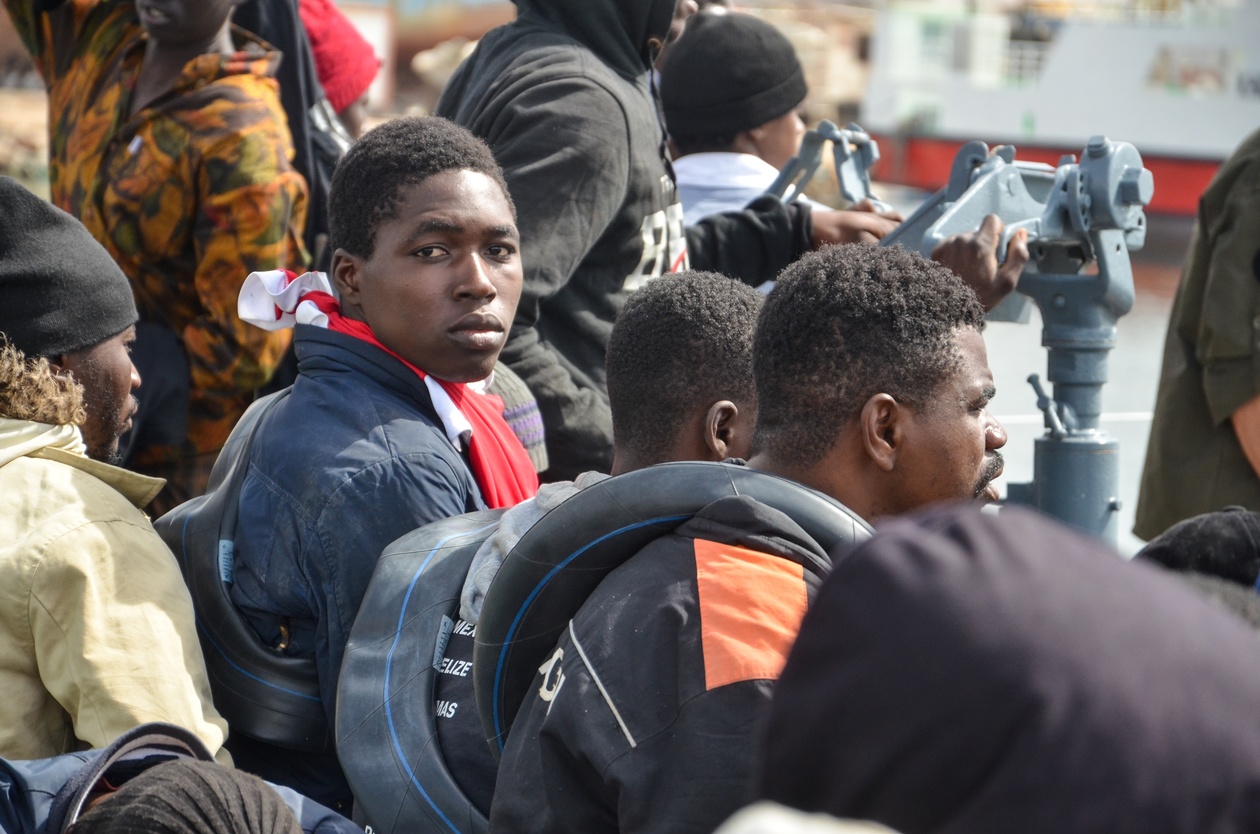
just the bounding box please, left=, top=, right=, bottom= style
left=659, top=10, right=1030, bottom=307
left=0, top=177, right=229, bottom=765
left=660, top=11, right=818, bottom=225
left=0, top=177, right=139, bottom=464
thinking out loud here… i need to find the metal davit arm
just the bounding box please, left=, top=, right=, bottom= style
left=766, top=120, right=891, bottom=212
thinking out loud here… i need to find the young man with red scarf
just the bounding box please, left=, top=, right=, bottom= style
left=226, top=116, right=538, bottom=810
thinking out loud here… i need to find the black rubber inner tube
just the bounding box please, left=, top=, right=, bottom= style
left=473, top=461, right=872, bottom=758
left=337, top=509, right=504, bottom=834
left=154, top=391, right=332, bottom=753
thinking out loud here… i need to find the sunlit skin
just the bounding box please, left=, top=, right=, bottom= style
left=51, top=326, right=141, bottom=464
left=132, top=0, right=243, bottom=115
left=609, top=397, right=757, bottom=477
left=330, top=169, right=524, bottom=383
left=733, top=108, right=807, bottom=172
left=749, top=327, right=1007, bottom=522
left=882, top=327, right=1007, bottom=514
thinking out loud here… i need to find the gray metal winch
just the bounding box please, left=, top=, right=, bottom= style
left=770, top=126, right=1154, bottom=543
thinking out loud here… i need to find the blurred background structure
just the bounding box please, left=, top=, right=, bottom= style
left=6, top=0, right=1257, bottom=207
left=3, top=0, right=1257, bottom=552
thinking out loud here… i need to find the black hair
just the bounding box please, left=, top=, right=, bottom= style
left=328, top=116, right=513, bottom=258
left=606, top=271, right=762, bottom=459
left=753, top=244, right=985, bottom=467
left=672, top=131, right=740, bottom=157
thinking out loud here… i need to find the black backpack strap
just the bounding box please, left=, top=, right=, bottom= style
left=154, top=389, right=332, bottom=752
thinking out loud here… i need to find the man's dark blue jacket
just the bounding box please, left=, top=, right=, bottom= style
left=227, top=325, right=485, bottom=807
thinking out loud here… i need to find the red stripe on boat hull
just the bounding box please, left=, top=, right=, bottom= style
left=870, top=135, right=1217, bottom=217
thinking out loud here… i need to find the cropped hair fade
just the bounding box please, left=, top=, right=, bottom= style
left=753, top=244, right=984, bottom=467
left=607, top=271, right=762, bottom=458
left=328, top=116, right=513, bottom=258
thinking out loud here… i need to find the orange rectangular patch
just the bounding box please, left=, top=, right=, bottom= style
left=694, top=539, right=809, bottom=691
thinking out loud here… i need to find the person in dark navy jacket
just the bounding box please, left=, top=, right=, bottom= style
left=227, top=116, right=538, bottom=810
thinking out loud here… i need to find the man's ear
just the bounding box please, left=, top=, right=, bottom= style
left=859, top=393, right=903, bottom=473
left=330, top=248, right=363, bottom=307
left=745, top=122, right=780, bottom=159
left=44, top=354, right=70, bottom=377
left=703, top=400, right=739, bottom=461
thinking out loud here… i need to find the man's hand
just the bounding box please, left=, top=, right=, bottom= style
left=810, top=199, right=903, bottom=247
left=931, top=214, right=1030, bottom=311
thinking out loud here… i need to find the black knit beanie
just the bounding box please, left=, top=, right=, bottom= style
left=0, top=176, right=137, bottom=358
left=659, top=12, right=807, bottom=138
left=1135, top=505, right=1260, bottom=588
left=67, top=758, right=302, bottom=834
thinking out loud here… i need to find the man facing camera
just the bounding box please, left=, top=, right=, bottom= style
left=227, top=117, right=538, bottom=809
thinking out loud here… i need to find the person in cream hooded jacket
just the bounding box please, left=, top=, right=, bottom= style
left=0, top=176, right=228, bottom=763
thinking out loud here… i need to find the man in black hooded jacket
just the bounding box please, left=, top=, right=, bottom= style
left=436, top=0, right=902, bottom=481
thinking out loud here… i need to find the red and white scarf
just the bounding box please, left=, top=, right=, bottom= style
left=240, top=270, right=538, bottom=508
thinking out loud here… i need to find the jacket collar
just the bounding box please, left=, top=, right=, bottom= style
left=679, top=493, right=833, bottom=580
left=293, top=325, right=441, bottom=423
left=0, top=417, right=164, bottom=509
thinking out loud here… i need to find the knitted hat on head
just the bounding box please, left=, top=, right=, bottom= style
left=659, top=12, right=807, bottom=138
left=0, top=177, right=137, bottom=358
left=1136, top=505, right=1260, bottom=588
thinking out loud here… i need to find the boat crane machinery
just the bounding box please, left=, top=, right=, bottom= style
left=769, top=123, right=1155, bottom=545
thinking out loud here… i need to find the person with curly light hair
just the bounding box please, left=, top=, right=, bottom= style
left=0, top=177, right=228, bottom=765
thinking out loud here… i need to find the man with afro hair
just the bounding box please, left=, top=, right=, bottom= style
left=605, top=270, right=761, bottom=473
left=226, top=116, right=538, bottom=809
left=749, top=243, right=1006, bottom=517
left=439, top=271, right=763, bottom=817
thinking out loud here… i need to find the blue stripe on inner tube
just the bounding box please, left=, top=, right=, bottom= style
left=490, top=514, right=692, bottom=749
left=384, top=521, right=499, bottom=834
left=182, top=514, right=321, bottom=701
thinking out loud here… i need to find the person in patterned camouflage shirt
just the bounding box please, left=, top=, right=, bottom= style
left=2, top=0, right=308, bottom=513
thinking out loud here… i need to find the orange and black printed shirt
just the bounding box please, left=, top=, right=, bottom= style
left=3, top=0, right=308, bottom=456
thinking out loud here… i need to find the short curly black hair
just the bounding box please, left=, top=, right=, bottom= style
left=328, top=116, right=513, bottom=258
left=607, top=271, right=762, bottom=459
left=753, top=245, right=985, bottom=467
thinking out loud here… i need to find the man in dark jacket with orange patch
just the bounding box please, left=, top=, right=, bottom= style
left=489, top=245, right=1009, bottom=834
